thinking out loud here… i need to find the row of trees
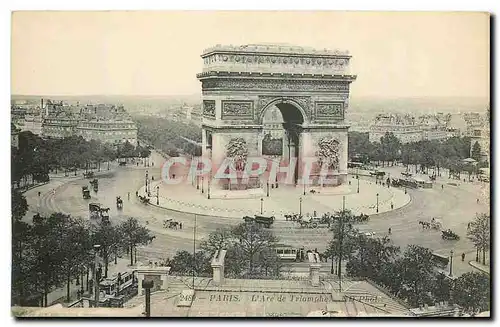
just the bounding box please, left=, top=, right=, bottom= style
left=348, top=132, right=487, bottom=174
left=12, top=131, right=151, bottom=189
left=321, top=209, right=490, bottom=314
left=12, top=191, right=154, bottom=306
left=135, top=116, right=202, bottom=157
left=167, top=222, right=281, bottom=279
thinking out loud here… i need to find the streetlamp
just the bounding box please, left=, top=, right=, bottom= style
left=201, top=177, right=204, bottom=194
left=156, top=185, right=159, bottom=205
left=93, top=244, right=101, bottom=307
left=260, top=198, right=264, bottom=214
left=145, top=170, right=149, bottom=193
left=376, top=193, right=379, bottom=213
left=142, top=280, right=154, bottom=317
left=356, top=175, right=360, bottom=194
left=449, top=249, right=454, bottom=277
left=303, top=182, right=306, bottom=195
left=299, top=197, right=302, bottom=216
left=207, top=174, right=211, bottom=200
left=267, top=182, right=269, bottom=197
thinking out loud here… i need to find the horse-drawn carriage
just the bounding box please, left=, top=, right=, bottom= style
left=419, top=217, right=443, bottom=230
left=163, top=219, right=181, bottom=229
left=242, top=215, right=275, bottom=228
left=298, top=217, right=328, bottom=229
left=89, top=203, right=110, bottom=222
left=441, top=229, right=460, bottom=240
left=82, top=186, right=91, bottom=199
left=83, top=171, right=95, bottom=179
left=138, top=195, right=150, bottom=204
left=116, top=196, right=123, bottom=209
left=284, top=213, right=302, bottom=222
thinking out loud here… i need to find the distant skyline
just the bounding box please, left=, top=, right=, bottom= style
left=12, top=11, right=490, bottom=99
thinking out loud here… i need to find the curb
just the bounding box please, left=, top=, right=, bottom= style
left=468, top=261, right=490, bottom=275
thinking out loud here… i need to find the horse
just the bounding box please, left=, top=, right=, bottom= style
left=418, top=221, right=430, bottom=229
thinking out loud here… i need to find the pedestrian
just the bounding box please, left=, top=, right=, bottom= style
left=441, top=184, right=444, bottom=190
left=136, top=191, right=138, bottom=197
left=388, top=228, right=392, bottom=235
left=179, top=222, right=182, bottom=229
left=477, top=198, right=479, bottom=204
left=391, top=202, right=394, bottom=210
left=468, top=222, right=471, bottom=229
left=128, top=192, right=130, bottom=200
left=461, top=253, right=465, bottom=262
left=38, top=191, right=41, bottom=197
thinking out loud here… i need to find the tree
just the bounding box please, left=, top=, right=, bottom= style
left=452, top=272, right=490, bottom=315
left=231, top=222, right=278, bottom=277
left=380, top=132, right=401, bottom=166
left=118, top=217, right=155, bottom=266
left=346, top=235, right=400, bottom=283
left=467, top=213, right=490, bottom=265
left=471, top=141, right=482, bottom=162
left=199, top=227, right=234, bottom=253
left=91, top=219, right=123, bottom=278
left=388, top=245, right=436, bottom=307
left=169, top=250, right=212, bottom=277
left=12, top=190, right=28, bottom=221
left=432, top=273, right=451, bottom=303
left=323, top=210, right=360, bottom=277
left=57, top=216, right=92, bottom=302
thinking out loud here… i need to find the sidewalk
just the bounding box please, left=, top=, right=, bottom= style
left=469, top=260, right=490, bottom=275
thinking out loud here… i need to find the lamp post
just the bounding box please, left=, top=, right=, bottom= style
left=156, top=185, right=159, bottom=205
left=93, top=244, right=101, bottom=307
left=267, top=182, right=269, bottom=197
left=260, top=198, right=264, bottom=214
left=201, top=177, right=204, bottom=194
left=376, top=193, right=379, bottom=213
left=449, top=249, right=454, bottom=277
left=196, top=176, right=199, bottom=190
left=207, top=174, right=211, bottom=200
left=299, top=197, right=302, bottom=216
left=357, top=175, right=360, bottom=194
left=145, top=170, right=149, bottom=194
left=142, top=280, right=154, bottom=317
left=303, top=182, right=306, bottom=195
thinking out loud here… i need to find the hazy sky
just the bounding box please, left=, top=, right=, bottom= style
left=11, top=11, right=490, bottom=98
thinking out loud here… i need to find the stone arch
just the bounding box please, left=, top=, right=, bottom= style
left=258, top=97, right=309, bottom=126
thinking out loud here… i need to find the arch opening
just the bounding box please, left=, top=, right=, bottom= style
left=261, top=102, right=305, bottom=185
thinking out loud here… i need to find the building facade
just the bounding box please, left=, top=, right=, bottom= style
left=369, top=113, right=450, bottom=144
left=76, top=119, right=138, bottom=146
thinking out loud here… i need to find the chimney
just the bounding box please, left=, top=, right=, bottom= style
left=211, top=249, right=227, bottom=285
left=307, top=252, right=321, bottom=287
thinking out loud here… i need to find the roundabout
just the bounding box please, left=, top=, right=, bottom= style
left=22, top=151, right=489, bottom=276
left=139, top=176, right=411, bottom=219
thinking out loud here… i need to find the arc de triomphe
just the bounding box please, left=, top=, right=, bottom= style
left=197, top=44, right=357, bottom=193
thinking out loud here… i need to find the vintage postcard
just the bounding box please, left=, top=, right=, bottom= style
left=10, top=11, right=490, bottom=318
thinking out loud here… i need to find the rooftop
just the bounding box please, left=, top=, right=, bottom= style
left=202, top=43, right=350, bottom=57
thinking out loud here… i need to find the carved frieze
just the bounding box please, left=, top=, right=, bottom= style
left=203, top=100, right=216, bottom=118
left=206, top=54, right=350, bottom=70
left=202, top=79, right=349, bottom=92
left=221, top=100, right=254, bottom=120
left=315, top=102, right=344, bottom=120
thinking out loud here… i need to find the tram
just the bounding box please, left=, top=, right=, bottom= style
left=274, top=244, right=298, bottom=261
left=99, top=270, right=137, bottom=296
